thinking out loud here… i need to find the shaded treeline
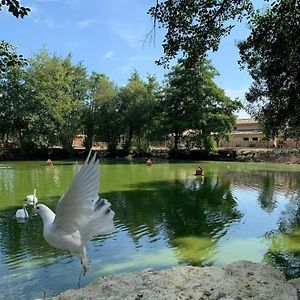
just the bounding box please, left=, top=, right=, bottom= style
left=0, top=48, right=240, bottom=157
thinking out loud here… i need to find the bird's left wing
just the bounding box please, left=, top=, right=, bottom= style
left=53, top=151, right=100, bottom=233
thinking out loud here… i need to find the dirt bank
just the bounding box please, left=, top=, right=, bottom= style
left=45, top=261, right=300, bottom=300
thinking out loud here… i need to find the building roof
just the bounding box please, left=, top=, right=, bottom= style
left=232, top=131, right=263, bottom=135
left=236, top=118, right=257, bottom=124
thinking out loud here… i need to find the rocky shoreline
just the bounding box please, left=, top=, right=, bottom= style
left=2, top=147, right=300, bottom=164
left=45, top=261, right=300, bottom=300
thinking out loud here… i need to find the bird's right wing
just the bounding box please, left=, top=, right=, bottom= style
left=53, top=151, right=100, bottom=233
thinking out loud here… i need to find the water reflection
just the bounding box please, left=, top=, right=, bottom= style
left=173, top=236, right=216, bottom=265
left=108, top=175, right=241, bottom=246
left=1, top=161, right=300, bottom=299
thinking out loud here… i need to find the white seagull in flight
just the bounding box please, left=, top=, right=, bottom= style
left=33, top=151, right=115, bottom=275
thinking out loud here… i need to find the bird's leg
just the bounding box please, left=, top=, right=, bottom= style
left=80, top=247, right=90, bottom=275
left=78, top=271, right=83, bottom=289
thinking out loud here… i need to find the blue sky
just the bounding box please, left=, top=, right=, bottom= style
left=1, top=0, right=265, bottom=118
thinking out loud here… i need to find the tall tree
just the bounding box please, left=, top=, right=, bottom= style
left=84, top=72, right=120, bottom=154
left=0, top=61, right=29, bottom=146
left=148, top=0, right=253, bottom=66
left=162, top=58, right=240, bottom=150
left=118, top=71, right=159, bottom=153
left=25, top=49, right=87, bottom=150
left=238, top=0, right=300, bottom=139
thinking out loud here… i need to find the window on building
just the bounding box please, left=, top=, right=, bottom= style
left=252, top=137, right=258, bottom=141
left=243, top=137, right=249, bottom=141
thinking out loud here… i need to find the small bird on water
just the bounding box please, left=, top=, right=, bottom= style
left=26, top=188, right=38, bottom=206
left=33, top=151, right=115, bottom=277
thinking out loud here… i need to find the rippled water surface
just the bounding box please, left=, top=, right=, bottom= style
left=2, top=159, right=300, bottom=299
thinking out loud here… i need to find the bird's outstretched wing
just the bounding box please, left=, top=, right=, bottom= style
left=53, top=151, right=100, bottom=233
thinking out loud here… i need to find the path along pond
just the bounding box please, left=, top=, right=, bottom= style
left=2, top=159, right=300, bottom=299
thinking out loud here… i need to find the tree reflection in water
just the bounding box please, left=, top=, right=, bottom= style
left=108, top=175, right=242, bottom=266
left=257, top=172, right=300, bottom=279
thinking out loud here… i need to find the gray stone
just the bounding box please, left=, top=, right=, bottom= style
left=45, top=261, right=298, bottom=300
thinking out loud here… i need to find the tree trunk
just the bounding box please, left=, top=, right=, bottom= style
left=123, top=128, right=133, bottom=153
left=174, top=130, right=179, bottom=150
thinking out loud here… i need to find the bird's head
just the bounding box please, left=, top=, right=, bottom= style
left=33, top=204, right=41, bottom=214
left=33, top=204, right=49, bottom=217
left=33, top=204, right=55, bottom=224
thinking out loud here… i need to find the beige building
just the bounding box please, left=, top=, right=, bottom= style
left=220, top=119, right=273, bottom=148
left=220, top=118, right=300, bottom=149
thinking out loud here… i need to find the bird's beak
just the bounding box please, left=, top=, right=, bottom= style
left=32, top=205, right=37, bottom=216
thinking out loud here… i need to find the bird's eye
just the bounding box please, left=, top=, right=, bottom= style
left=36, top=206, right=40, bottom=210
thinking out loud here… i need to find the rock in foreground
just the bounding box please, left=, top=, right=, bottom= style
left=48, top=261, right=300, bottom=300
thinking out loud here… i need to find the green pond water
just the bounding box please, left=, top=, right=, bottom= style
left=2, top=159, right=300, bottom=299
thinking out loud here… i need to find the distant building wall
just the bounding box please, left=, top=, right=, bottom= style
left=220, top=119, right=275, bottom=148
left=73, top=135, right=85, bottom=148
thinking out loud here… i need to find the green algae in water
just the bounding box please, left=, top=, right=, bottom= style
left=270, top=228, right=300, bottom=253
left=173, top=236, right=216, bottom=265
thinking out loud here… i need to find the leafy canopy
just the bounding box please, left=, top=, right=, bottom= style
left=0, top=0, right=30, bottom=18
left=162, top=58, right=241, bottom=150
left=148, top=0, right=253, bottom=66
left=238, top=0, right=300, bottom=139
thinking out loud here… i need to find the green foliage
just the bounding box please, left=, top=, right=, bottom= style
left=25, top=49, right=88, bottom=151
left=162, top=58, right=240, bottom=151
left=0, top=63, right=30, bottom=145
left=0, top=0, right=30, bottom=72
left=238, top=0, right=300, bottom=139
left=0, top=47, right=241, bottom=155
left=85, top=72, right=120, bottom=155
left=148, top=0, right=253, bottom=66
left=118, top=71, right=160, bottom=154
left=0, top=41, right=27, bottom=73
left=0, top=0, right=30, bottom=18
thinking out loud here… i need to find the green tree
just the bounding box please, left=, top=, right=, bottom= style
left=162, top=58, right=240, bottom=150
left=238, top=0, right=300, bottom=140
left=25, top=49, right=88, bottom=150
left=0, top=62, right=30, bottom=145
left=148, top=0, right=253, bottom=66
left=118, top=71, right=159, bottom=153
left=84, top=72, right=120, bottom=154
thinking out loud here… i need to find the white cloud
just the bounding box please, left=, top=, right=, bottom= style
left=108, top=19, right=143, bottom=49
left=33, top=18, right=54, bottom=28
left=101, top=50, right=116, bottom=62
left=77, top=18, right=98, bottom=29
